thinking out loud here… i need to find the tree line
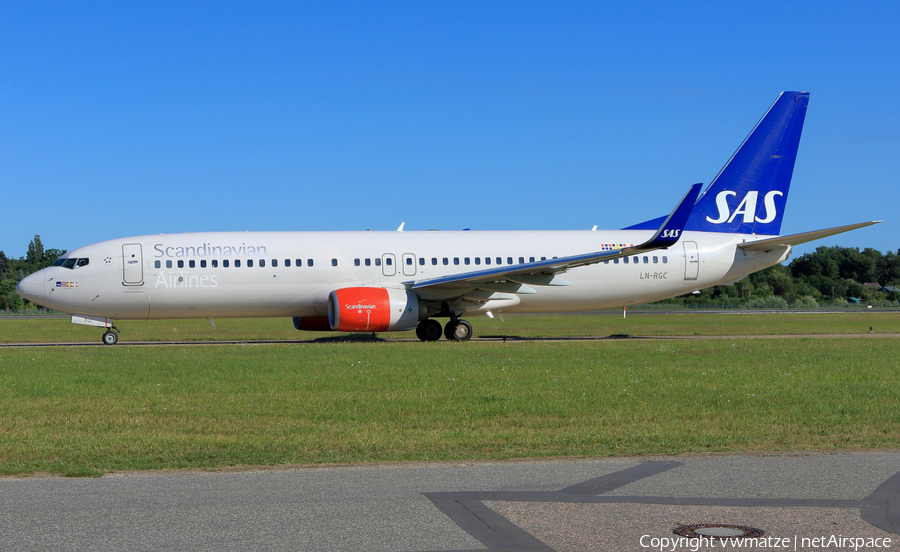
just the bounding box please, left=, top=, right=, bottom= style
left=1, top=237, right=899, bottom=312
left=0, top=236, right=66, bottom=310
left=654, top=245, right=900, bottom=308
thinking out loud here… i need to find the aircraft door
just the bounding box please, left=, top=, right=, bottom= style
left=382, top=254, right=396, bottom=276
left=402, top=253, right=417, bottom=276
left=683, top=241, right=699, bottom=280
left=122, top=243, right=144, bottom=285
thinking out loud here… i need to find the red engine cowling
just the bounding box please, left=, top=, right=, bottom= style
left=328, top=287, right=421, bottom=332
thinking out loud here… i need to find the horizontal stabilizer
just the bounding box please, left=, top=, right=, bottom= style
left=737, top=221, right=882, bottom=251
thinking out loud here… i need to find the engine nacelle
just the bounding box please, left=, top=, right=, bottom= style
left=292, top=316, right=333, bottom=331
left=328, top=287, right=422, bottom=332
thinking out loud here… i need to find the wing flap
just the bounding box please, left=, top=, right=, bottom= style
left=410, top=183, right=702, bottom=292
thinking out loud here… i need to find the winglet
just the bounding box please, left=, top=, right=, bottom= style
left=638, top=183, right=702, bottom=250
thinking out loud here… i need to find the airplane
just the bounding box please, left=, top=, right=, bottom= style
left=17, top=91, right=880, bottom=345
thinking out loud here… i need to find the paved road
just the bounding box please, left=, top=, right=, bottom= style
left=2, top=451, right=898, bottom=551
left=3, top=333, right=900, bottom=348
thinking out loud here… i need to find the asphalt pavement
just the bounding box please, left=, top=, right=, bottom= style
left=2, top=451, right=899, bottom=551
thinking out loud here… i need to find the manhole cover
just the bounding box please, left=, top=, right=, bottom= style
left=673, top=524, right=765, bottom=539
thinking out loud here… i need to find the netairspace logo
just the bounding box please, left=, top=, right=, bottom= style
left=640, top=534, right=892, bottom=551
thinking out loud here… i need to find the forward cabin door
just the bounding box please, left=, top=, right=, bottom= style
left=683, top=241, right=699, bottom=281
left=122, top=243, right=144, bottom=285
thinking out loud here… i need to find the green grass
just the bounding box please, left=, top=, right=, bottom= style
left=2, top=311, right=899, bottom=343
left=2, top=337, right=899, bottom=476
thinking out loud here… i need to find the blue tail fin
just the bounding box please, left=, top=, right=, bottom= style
left=624, top=91, right=809, bottom=235
left=686, top=91, right=809, bottom=234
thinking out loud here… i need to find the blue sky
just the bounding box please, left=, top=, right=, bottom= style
left=2, top=1, right=898, bottom=259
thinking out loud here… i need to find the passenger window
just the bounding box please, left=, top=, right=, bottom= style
left=406, top=258, right=413, bottom=265
left=454, top=258, right=459, bottom=265
left=431, top=258, right=437, bottom=265
left=285, top=259, right=291, bottom=267
left=365, top=258, right=371, bottom=266
left=385, top=257, right=392, bottom=266
left=496, top=257, right=502, bottom=265
left=623, top=257, right=629, bottom=264
left=247, top=259, right=254, bottom=268
left=507, top=257, right=513, bottom=265
left=296, top=259, right=302, bottom=267
left=485, top=257, right=491, bottom=265
left=201, top=260, right=207, bottom=268
left=308, top=259, right=314, bottom=267
left=419, top=258, right=425, bottom=265
left=354, top=258, right=360, bottom=266
left=643, top=256, right=648, bottom=263
left=260, top=259, right=266, bottom=268
left=212, top=260, right=218, bottom=268
left=154, top=260, right=161, bottom=269
left=443, top=258, right=449, bottom=265
left=189, top=260, right=195, bottom=268
left=76, top=258, right=90, bottom=268
left=541, top=257, right=546, bottom=261
left=633, top=256, right=639, bottom=263
left=223, top=260, right=230, bottom=268
left=653, top=256, right=658, bottom=263
left=519, top=257, right=524, bottom=264
left=663, top=256, right=668, bottom=263
left=375, top=258, right=381, bottom=266
left=235, top=259, right=242, bottom=268
left=529, top=257, right=535, bottom=263
left=271, top=259, right=277, bottom=267
left=604, top=260, right=609, bottom=264
left=332, top=259, right=337, bottom=266
left=178, top=260, right=184, bottom=268
left=614, top=258, right=619, bottom=264
left=464, top=257, right=470, bottom=265
left=475, top=257, right=481, bottom=265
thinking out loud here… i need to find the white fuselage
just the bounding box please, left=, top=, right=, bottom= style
left=25, top=229, right=789, bottom=322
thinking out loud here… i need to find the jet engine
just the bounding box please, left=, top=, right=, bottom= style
left=328, top=287, right=422, bottom=332
left=292, top=316, right=332, bottom=331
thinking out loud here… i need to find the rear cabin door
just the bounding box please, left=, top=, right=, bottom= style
left=683, top=241, right=699, bottom=281
left=122, top=244, right=144, bottom=285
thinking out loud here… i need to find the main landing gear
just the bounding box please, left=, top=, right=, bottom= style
left=415, top=319, right=443, bottom=341
left=415, top=318, right=473, bottom=342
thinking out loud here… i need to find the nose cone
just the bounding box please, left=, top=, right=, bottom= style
left=16, top=271, right=45, bottom=304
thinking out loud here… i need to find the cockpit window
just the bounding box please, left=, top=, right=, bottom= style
left=75, top=258, right=89, bottom=268
left=52, top=258, right=67, bottom=267
left=61, top=258, right=77, bottom=269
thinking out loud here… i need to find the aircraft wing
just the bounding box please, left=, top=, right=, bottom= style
left=409, top=183, right=702, bottom=292
left=737, top=221, right=882, bottom=252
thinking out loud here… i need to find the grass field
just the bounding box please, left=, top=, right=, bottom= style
left=2, top=311, right=900, bottom=343
left=1, top=314, right=899, bottom=476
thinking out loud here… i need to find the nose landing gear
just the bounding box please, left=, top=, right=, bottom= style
left=102, top=328, right=120, bottom=345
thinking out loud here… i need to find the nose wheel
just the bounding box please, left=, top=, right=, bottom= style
left=102, top=330, right=119, bottom=345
